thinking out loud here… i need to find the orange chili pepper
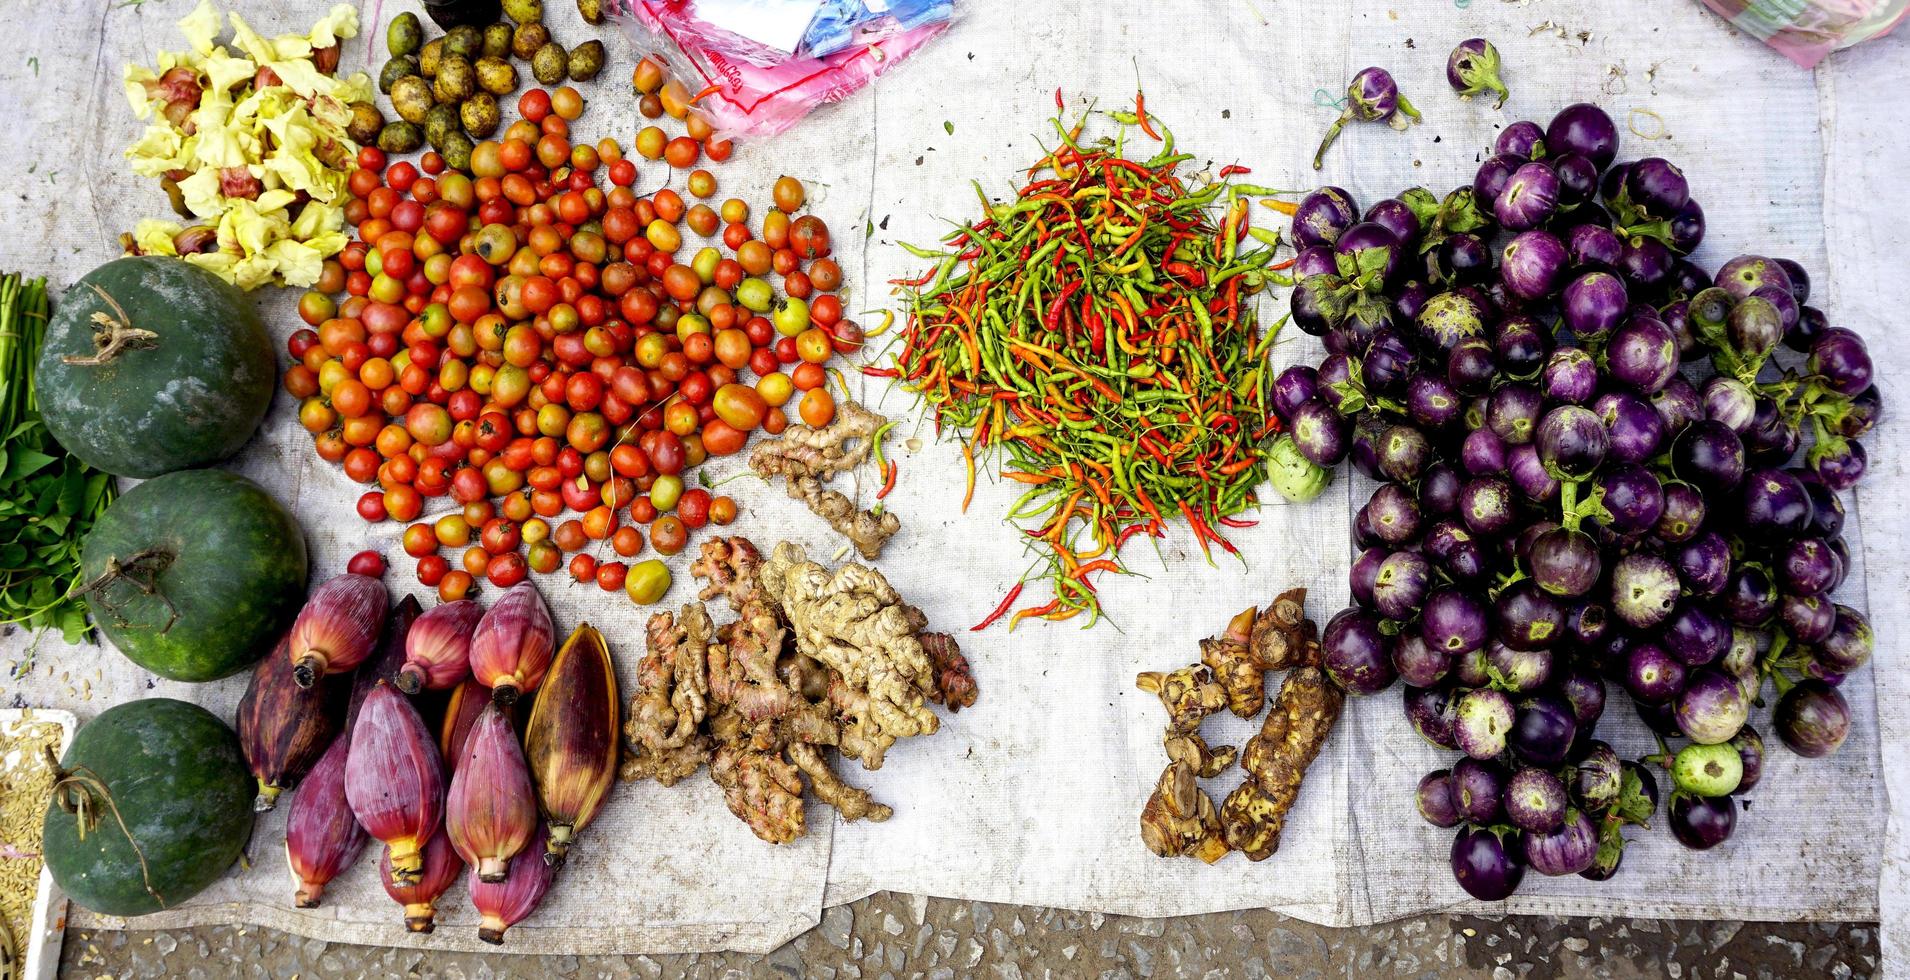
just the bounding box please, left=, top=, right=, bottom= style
left=1009, top=599, right=1063, bottom=630
left=961, top=445, right=976, bottom=512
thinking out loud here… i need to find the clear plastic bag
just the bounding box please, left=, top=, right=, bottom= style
left=1698, top=0, right=1908, bottom=67
left=608, top=0, right=955, bottom=139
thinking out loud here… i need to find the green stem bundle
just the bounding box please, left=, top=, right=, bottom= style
left=0, top=272, right=118, bottom=644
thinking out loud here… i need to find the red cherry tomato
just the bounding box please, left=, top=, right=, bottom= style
left=346, top=550, right=387, bottom=577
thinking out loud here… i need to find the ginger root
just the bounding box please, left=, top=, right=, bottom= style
left=1135, top=663, right=1228, bottom=735
left=760, top=541, right=940, bottom=770
left=1139, top=761, right=1229, bottom=863
left=1250, top=588, right=1314, bottom=671
left=1201, top=588, right=1314, bottom=718
left=788, top=741, right=891, bottom=824
left=920, top=632, right=978, bottom=713
left=621, top=535, right=973, bottom=845
left=1221, top=664, right=1343, bottom=861
left=1164, top=732, right=1236, bottom=779
left=1136, top=590, right=1339, bottom=864
left=710, top=741, right=806, bottom=844
left=620, top=604, right=714, bottom=786
left=748, top=397, right=900, bottom=558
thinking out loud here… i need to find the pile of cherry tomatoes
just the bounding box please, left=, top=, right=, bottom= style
left=285, top=58, right=862, bottom=607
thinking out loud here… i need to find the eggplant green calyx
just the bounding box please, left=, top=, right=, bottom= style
left=1448, top=39, right=1511, bottom=110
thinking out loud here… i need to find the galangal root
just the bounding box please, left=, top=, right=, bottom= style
left=620, top=536, right=975, bottom=844
left=1136, top=588, right=1338, bottom=863
left=748, top=397, right=900, bottom=559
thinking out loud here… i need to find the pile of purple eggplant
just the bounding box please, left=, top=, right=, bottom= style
left=1278, top=100, right=1879, bottom=901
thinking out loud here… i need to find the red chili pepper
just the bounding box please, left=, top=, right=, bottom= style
left=1044, top=280, right=1083, bottom=331
left=1137, top=434, right=1173, bottom=467
left=1162, top=261, right=1206, bottom=287
left=1217, top=164, right=1252, bottom=178
left=891, top=270, right=936, bottom=287
left=1114, top=523, right=1152, bottom=549
left=860, top=365, right=900, bottom=378
left=972, top=582, right=1025, bottom=631
left=1054, top=87, right=1064, bottom=110
left=876, top=460, right=898, bottom=499
left=1217, top=457, right=1257, bottom=477
left=1104, top=158, right=1158, bottom=182
left=1218, top=514, right=1258, bottom=528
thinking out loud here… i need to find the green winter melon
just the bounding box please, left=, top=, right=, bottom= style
left=42, top=698, right=254, bottom=918
left=79, top=469, right=307, bottom=682
left=35, top=256, right=274, bottom=478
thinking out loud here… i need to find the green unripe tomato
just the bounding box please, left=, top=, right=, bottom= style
left=773, top=296, right=810, bottom=337
left=692, top=246, right=723, bottom=284
left=418, top=303, right=452, bottom=338
left=624, top=559, right=672, bottom=605
left=674, top=314, right=711, bottom=345
left=649, top=474, right=684, bottom=512
left=735, top=277, right=774, bottom=313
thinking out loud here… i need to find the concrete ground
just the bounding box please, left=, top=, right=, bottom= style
left=61, top=894, right=1878, bottom=978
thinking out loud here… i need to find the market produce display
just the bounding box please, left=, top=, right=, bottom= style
left=3, top=0, right=1898, bottom=957
left=620, top=537, right=976, bottom=843
left=0, top=274, right=116, bottom=644
left=35, top=256, right=275, bottom=479
left=120, top=2, right=370, bottom=289
left=75, top=468, right=308, bottom=682
left=40, top=698, right=254, bottom=918
left=1274, top=98, right=1881, bottom=897
left=889, top=99, right=1285, bottom=626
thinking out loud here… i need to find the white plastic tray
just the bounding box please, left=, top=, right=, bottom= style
left=1, top=708, right=74, bottom=980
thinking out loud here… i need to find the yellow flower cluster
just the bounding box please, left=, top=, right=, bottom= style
left=121, top=0, right=373, bottom=289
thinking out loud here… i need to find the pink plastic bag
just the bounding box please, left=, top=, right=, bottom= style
left=608, top=1, right=951, bottom=140
left=1698, top=0, right=1908, bottom=67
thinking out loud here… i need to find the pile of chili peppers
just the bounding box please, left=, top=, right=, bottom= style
left=881, top=94, right=1292, bottom=629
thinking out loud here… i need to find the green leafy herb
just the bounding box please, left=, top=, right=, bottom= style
left=0, top=273, right=116, bottom=645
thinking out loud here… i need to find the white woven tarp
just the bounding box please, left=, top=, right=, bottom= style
left=1, top=0, right=1905, bottom=967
